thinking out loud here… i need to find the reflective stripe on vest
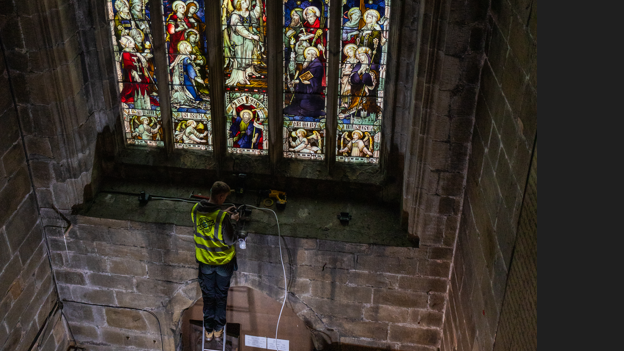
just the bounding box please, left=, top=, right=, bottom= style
left=192, top=203, right=235, bottom=265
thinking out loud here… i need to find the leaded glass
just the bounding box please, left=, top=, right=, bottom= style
left=226, top=92, right=269, bottom=155
left=336, top=124, right=380, bottom=163
left=108, top=0, right=163, bottom=147
left=163, top=0, right=212, bottom=150
left=222, top=0, right=268, bottom=155
left=283, top=0, right=329, bottom=160
left=222, top=0, right=267, bottom=90
left=337, top=0, right=389, bottom=163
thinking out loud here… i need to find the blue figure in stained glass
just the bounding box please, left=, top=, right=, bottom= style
left=170, top=41, right=210, bottom=110
left=284, top=47, right=326, bottom=119
left=229, top=108, right=264, bottom=150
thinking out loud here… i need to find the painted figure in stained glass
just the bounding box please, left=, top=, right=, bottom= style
left=354, top=9, right=386, bottom=64
left=130, top=0, right=152, bottom=41
left=341, top=8, right=361, bottom=44
left=119, top=36, right=159, bottom=107
left=224, top=0, right=265, bottom=86
left=341, top=46, right=383, bottom=115
left=340, top=43, right=358, bottom=107
left=114, top=0, right=133, bottom=40
left=301, top=6, right=326, bottom=55
left=166, top=1, right=192, bottom=60
left=175, top=120, right=208, bottom=143
left=284, top=47, right=326, bottom=118
left=185, top=1, right=206, bottom=38
left=131, top=116, right=162, bottom=140
left=170, top=40, right=210, bottom=108
left=229, top=109, right=264, bottom=149
left=338, top=129, right=373, bottom=157
left=288, top=129, right=322, bottom=154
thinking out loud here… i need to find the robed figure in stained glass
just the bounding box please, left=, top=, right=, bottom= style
left=229, top=109, right=264, bottom=149
left=166, top=1, right=192, bottom=60
left=343, top=46, right=382, bottom=114
left=300, top=6, right=326, bottom=56
left=170, top=41, right=209, bottom=108
left=284, top=47, right=326, bottom=118
left=225, top=0, right=264, bottom=86
left=119, top=36, right=159, bottom=107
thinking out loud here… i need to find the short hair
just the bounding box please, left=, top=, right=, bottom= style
left=210, top=181, right=231, bottom=197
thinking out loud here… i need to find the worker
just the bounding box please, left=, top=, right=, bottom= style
left=191, top=181, right=240, bottom=342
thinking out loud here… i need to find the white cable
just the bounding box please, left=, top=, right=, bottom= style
left=244, top=205, right=286, bottom=351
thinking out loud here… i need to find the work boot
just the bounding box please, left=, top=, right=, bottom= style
left=205, top=329, right=214, bottom=341
left=213, top=328, right=223, bottom=341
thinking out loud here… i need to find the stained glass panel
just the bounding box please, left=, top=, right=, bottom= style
left=336, top=123, right=380, bottom=163
left=337, top=0, right=390, bottom=163
left=162, top=0, right=212, bottom=151
left=226, top=92, right=269, bottom=155
left=108, top=0, right=162, bottom=147
left=283, top=121, right=325, bottom=160
left=222, top=0, right=267, bottom=90
left=283, top=0, right=329, bottom=159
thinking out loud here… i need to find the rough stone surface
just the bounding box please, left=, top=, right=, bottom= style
left=440, top=0, right=537, bottom=349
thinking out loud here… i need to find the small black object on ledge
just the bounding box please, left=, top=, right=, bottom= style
left=337, top=212, right=352, bottom=225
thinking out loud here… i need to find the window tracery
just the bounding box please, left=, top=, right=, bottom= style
left=107, top=0, right=390, bottom=164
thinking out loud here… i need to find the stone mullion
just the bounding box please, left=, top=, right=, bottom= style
left=267, top=0, right=283, bottom=172
left=205, top=0, right=227, bottom=168
left=325, top=0, right=341, bottom=171
left=149, top=0, right=173, bottom=155
left=381, top=0, right=404, bottom=170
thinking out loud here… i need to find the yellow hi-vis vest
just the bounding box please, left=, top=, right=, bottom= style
left=191, top=203, right=235, bottom=265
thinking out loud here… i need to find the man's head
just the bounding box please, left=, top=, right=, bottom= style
left=290, top=9, right=302, bottom=26
left=352, top=130, right=363, bottom=140
left=241, top=110, right=253, bottom=124
left=130, top=0, right=143, bottom=16
left=304, top=6, right=320, bottom=25
left=210, top=181, right=231, bottom=204
left=304, top=47, right=319, bottom=62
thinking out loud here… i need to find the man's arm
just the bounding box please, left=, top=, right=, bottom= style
left=221, top=214, right=238, bottom=245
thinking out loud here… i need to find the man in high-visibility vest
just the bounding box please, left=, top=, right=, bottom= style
left=191, top=181, right=240, bottom=341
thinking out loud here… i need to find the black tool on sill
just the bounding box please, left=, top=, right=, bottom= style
left=138, top=191, right=151, bottom=206
left=338, top=212, right=352, bottom=225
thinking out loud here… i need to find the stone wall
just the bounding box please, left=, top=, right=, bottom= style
left=0, top=8, right=68, bottom=350
left=440, top=0, right=537, bottom=349
left=50, top=215, right=454, bottom=350
left=399, top=0, right=489, bottom=247
left=1, top=0, right=109, bottom=349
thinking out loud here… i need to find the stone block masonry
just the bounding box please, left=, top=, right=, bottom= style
left=50, top=215, right=454, bottom=350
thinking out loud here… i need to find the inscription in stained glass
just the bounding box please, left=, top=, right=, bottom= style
left=163, top=0, right=212, bottom=150
left=108, top=0, right=163, bottom=146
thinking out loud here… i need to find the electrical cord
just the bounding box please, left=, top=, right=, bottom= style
left=238, top=204, right=287, bottom=351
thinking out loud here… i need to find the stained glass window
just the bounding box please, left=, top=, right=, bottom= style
left=336, top=0, right=388, bottom=163
left=222, top=0, right=269, bottom=155
left=109, top=0, right=390, bottom=163
left=108, top=0, right=163, bottom=147
left=282, top=0, right=329, bottom=160
left=163, top=0, right=212, bottom=151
